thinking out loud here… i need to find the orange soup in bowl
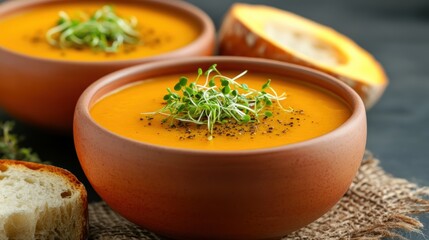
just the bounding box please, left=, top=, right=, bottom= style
left=0, top=1, right=200, bottom=61
left=90, top=68, right=351, bottom=150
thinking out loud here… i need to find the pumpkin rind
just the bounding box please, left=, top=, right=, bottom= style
left=219, top=3, right=388, bottom=109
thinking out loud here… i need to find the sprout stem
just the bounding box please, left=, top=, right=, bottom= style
left=46, top=5, right=140, bottom=52
left=142, top=65, right=293, bottom=140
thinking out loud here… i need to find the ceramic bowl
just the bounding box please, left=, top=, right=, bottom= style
left=74, top=57, right=366, bottom=240
left=0, top=0, right=215, bottom=132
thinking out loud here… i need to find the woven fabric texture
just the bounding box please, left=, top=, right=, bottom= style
left=88, top=152, right=429, bottom=240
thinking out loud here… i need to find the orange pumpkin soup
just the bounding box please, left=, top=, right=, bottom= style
left=90, top=70, right=352, bottom=150
left=0, top=2, right=200, bottom=61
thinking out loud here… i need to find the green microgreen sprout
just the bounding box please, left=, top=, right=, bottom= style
left=46, top=5, right=140, bottom=52
left=142, top=64, right=292, bottom=140
left=0, top=121, right=49, bottom=164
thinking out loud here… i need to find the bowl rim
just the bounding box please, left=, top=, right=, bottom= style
left=75, top=56, right=366, bottom=156
left=0, top=0, right=215, bottom=66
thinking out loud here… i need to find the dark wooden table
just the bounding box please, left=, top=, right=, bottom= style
left=1, top=0, right=428, bottom=239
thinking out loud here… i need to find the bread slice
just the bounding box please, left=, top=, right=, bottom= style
left=0, top=160, right=87, bottom=240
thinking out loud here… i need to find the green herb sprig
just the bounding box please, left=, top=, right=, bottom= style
left=143, top=64, right=292, bottom=140
left=46, top=5, right=140, bottom=52
left=0, top=121, right=48, bottom=164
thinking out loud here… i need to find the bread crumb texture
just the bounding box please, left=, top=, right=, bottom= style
left=0, top=161, right=87, bottom=240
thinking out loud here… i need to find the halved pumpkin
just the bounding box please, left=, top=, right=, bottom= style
left=219, top=3, right=388, bottom=109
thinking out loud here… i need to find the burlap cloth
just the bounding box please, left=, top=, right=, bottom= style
left=88, top=151, right=429, bottom=240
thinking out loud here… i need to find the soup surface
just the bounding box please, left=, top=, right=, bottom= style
left=0, top=2, right=200, bottom=61
left=90, top=70, right=352, bottom=150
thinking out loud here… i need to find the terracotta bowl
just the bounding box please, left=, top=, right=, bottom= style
left=0, top=0, right=215, bottom=132
left=74, top=57, right=367, bottom=240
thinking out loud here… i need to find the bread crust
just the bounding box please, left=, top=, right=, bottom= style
left=0, top=160, right=88, bottom=240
